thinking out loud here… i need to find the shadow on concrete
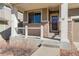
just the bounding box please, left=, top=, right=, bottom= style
left=0, top=27, right=11, bottom=43
left=48, top=31, right=60, bottom=41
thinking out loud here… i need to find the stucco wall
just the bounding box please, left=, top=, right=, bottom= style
left=69, top=8, right=79, bottom=17
left=28, top=23, right=40, bottom=36
left=43, top=22, right=49, bottom=37
left=68, top=8, right=79, bottom=42
left=68, top=20, right=79, bottom=42
left=72, top=20, right=79, bottom=42
left=42, top=8, right=47, bottom=22
left=42, top=8, right=49, bottom=37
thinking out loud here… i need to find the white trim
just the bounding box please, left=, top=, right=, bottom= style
left=71, top=16, right=79, bottom=19
left=41, top=25, right=43, bottom=39
left=68, top=18, right=72, bottom=21
left=27, top=9, right=41, bottom=13
left=11, top=14, right=18, bottom=37
left=27, top=9, right=41, bottom=23
left=25, top=25, right=28, bottom=38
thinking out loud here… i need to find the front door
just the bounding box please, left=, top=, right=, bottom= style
left=51, top=16, right=59, bottom=33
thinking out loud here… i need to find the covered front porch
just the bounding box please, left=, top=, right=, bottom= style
left=11, top=3, right=61, bottom=40
left=10, top=3, right=70, bottom=49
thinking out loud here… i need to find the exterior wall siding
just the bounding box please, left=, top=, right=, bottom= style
left=28, top=24, right=40, bottom=36
left=42, top=8, right=49, bottom=37
left=43, top=22, right=49, bottom=37
left=68, top=8, right=79, bottom=42
left=73, top=20, right=79, bottom=42
left=69, top=8, right=79, bottom=17
left=42, top=8, right=47, bottom=22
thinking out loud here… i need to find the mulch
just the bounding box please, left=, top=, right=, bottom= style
left=60, top=49, right=79, bottom=56
left=0, top=48, right=35, bottom=56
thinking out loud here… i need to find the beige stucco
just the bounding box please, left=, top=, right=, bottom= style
left=68, top=8, right=79, bottom=43
left=72, top=20, right=79, bottom=42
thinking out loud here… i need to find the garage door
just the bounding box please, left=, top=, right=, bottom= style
left=73, top=19, right=79, bottom=42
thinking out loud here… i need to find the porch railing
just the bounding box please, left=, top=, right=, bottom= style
left=15, top=27, right=25, bottom=35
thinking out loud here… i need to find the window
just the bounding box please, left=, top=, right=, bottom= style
left=0, top=21, right=8, bottom=32
left=28, top=12, right=41, bottom=23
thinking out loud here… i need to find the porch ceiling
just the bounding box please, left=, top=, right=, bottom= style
left=12, top=3, right=60, bottom=12
left=12, top=3, right=79, bottom=12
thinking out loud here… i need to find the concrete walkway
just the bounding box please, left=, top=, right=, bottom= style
left=10, top=36, right=60, bottom=56
left=31, top=46, right=60, bottom=56
left=74, top=42, right=79, bottom=50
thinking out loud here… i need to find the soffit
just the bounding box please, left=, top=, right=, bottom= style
left=12, top=3, right=79, bottom=12
left=12, top=3, right=60, bottom=12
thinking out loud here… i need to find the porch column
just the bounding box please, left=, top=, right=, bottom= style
left=11, top=15, right=18, bottom=37
left=60, top=3, right=69, bottom=43
left=24, top=11, right=28, bottom=38
left=41, top=25, right=43, bottom=39
left=25, top=25, right=28, bottom=38
left=11, top=7, right=18, bottom=37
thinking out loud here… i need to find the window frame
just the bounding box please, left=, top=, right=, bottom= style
left=28, top=10, right=41, bottom=24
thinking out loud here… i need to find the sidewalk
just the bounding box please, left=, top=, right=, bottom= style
left=32, top=46, right=60, bottom=56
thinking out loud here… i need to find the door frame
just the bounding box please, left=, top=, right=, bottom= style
left=71, top=16, right=79, bottom=42
left=49, top=13, right=59, bottom=33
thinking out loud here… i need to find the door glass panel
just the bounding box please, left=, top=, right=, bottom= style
left=52, top=16, right=58, bottom=31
